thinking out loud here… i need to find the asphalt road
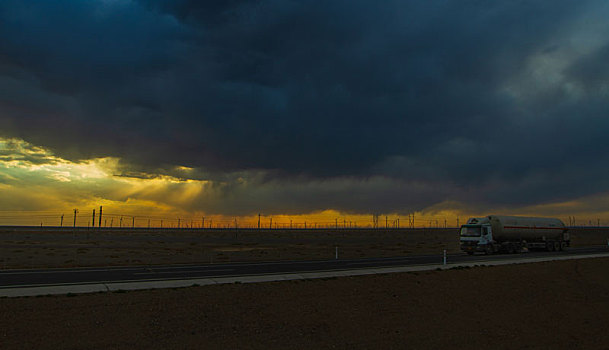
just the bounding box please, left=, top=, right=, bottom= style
left=1, top=246, right=607, bottom=289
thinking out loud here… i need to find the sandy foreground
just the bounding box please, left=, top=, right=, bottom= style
left=2, top=257, right=609, bottom=349
left=1, top=227, right=607, bottom=268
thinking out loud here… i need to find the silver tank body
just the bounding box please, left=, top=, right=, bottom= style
left=467, top=215, right=567, bottom=242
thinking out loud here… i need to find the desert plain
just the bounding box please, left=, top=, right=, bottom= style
left=1, top=257, right=609, bottom=349
left=0, top=227, right=607, bottom=269
left=2, top=227, right=609, bottom=349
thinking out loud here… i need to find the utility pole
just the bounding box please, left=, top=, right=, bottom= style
left=73, top=209, right=79, bottom=227
left=269, top=217, right=272, bottom=230
left=98, top=206, right=102, bottom=228
left=386, top=216, right=388, bottom=229
left=60, top=214, right=64, bottom=227
left=335, top=218, right=338, bottom=229
left=258, top=213, right=261, bottom=229
left=178, top=218, right=180, bottom=229
left=202, top=217, right=205, bottom=229
left=132, top=216, right=135, bottom=228
left=92, top=209, right=95, bottom=228
left=160, top=219, right=163, bottom=228
left=119, top=216, right=123, bottom=228
left=148, top=218, right=150, bottom=229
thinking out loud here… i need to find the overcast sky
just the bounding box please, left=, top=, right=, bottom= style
left=1, top=0, right=609, bottom=219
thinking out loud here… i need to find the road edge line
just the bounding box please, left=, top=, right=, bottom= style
left=2, top=252, right=609, bottom=297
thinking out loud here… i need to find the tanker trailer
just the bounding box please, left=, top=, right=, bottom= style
left=460, top=215, right=569, bottom=255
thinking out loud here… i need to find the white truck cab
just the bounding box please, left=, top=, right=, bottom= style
left=460, top=221, right=494, bottom=255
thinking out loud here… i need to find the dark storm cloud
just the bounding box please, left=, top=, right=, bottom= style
left=188, top=176, right=456, bottom=216
left=1, top=0, right=609, bottom=214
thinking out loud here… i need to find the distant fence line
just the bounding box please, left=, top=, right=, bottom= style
left=0, top=210, right=601, bottom=230
left=0, top=210, right=454, bottom=229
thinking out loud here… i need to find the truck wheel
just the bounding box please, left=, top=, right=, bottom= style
left=546, top=242, right=553, bottom=252
left=560, top=241, right=568, bottom=251
left=553, top=241, right=560, bottom=251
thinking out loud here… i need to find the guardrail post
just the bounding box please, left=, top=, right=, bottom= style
left=443, top=250, right=447, bottom=265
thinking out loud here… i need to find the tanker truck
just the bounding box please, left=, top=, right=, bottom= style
left=460, top=215, right=569, bottom=255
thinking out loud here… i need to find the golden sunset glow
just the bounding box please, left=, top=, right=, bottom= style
left=1, top=137, right=609, bottom=228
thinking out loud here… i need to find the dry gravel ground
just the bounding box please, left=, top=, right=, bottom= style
left=2, top=257, right=609, bottom=349
left=0, top=227, right=607, bottom=268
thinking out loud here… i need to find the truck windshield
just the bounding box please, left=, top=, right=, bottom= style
left=460, top=226, right=481, bottom=237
